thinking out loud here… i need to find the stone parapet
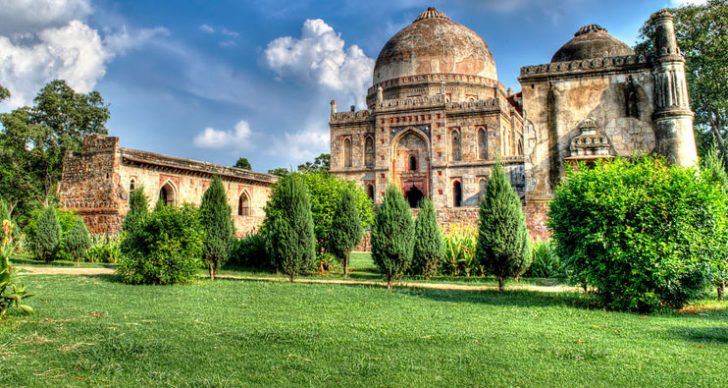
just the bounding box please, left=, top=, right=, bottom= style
left=519, top=55, right=650, bottom=81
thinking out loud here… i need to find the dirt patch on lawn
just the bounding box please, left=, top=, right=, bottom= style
left=16, top=266, right=114, bottom=276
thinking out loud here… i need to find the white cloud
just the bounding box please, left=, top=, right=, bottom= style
left=0, top=0, right=92, bottom=35
left=264, top=18, right=374, bottom=107
left=199, top=24, right=215, bottom=34
left=269, top=123, right=329, bottom=163
left=670, top=0, right=707, bottom=6
left=194, top=120, right=254, bottom=149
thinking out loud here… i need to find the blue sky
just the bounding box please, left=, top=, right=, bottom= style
left=0, top=0, right=700, bottom=172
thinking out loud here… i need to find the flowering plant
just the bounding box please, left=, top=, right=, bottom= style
left=1, top=219, right=32, bottom=318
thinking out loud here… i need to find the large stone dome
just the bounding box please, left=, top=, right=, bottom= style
left=551, top=24, right=634, bottom=63
left=373, top=7, right=497, bottom=85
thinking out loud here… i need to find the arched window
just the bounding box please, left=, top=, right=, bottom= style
left=367, top=184, right=375, bottom=201
left=130, top=179, right=136, bottom=191
left=409, top=155, right=417, bottom=171
left=517, top=139, right=523, bottom=156
left=451, top=130, right=462, bottom=161
left=479, top=178, right=487, bottom=200
left=365, top=136, right=375, bottom=168
left=159, top=182, right=176, bottom=207
left=478, top=128, right=488, bottom=160
left=238, top=192, right=250, bottom=216
left=453, top=181, right=462, bottom=207
left=344, top=138, right=352, bottom=168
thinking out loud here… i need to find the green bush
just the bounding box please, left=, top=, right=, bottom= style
left=411, top=199, right=445, bottom=278
left=701, top=146, right=728, bottom=300
left=441, top=224, right=480, bottom=277
left=549, top=157, right=724, bottom=312
left=117, top=205, right=204, bottom=285
left=199, top=176, right=234, bottom=280
left=124, top=187, right=149, bottom=232
left=64, top=217, right=92, bottom=262
left=26, top=207, right=79, bottom=261
left=228, top=233, right=269, bottom=269
left=327, top=187, right=363, bottom=276
left=30, top=206, right=62, bottom=263
left=1, top=220, right=32, bottom=318
left=476, top=162, right=531, bottom=291
left=371, top=185, right=414, bottom=288
left=262, top=174, right=316, bottom=281
left=86, top=235, right=122, bottom=264
left=525, top=240, right=562, bottom=278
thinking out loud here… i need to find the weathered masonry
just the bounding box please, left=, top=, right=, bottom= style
left=60, top=135, right=276, bottom=236
left=329, top=8, right=697, bottom=239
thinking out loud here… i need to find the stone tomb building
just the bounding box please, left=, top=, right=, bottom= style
left=60, top=135, right=276, bottom=236
left=329, top=8, right=697, bottom=238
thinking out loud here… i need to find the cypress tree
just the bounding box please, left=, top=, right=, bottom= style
left=371, top=184, right=415, bottom=288
left=476, top=163, right=531, bottom=292
left=64, top=217, right=92, bottom=262
left=264, top=174, right=316, bottom=281
left=200, top=176, right=234, bottom=280
left=327, top=187, right=363, bottom=276
left=33, top=206, right=61, bottom=263
left=411, top=198, right=444, bottom=278
left=123, top=187, right=149, bottom=232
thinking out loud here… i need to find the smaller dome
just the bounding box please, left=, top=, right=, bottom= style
left=551, top=24, right=634, bottom=63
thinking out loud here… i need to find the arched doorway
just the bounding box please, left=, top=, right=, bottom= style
left=159, top=182, right=176, bottom=206
left=238, top=192, right=250, bottom=216
left=453, top=181, right=462, bottom=207
left=367, top=184, right=375, bottom=201
left=405, top=185, right=424, bottom=208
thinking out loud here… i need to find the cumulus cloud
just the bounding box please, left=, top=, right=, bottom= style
left=269, top=123, right=329, bottom=163
left=264, top=19, right=374, bottom=106
left=194, top=120, right=254, bottom=149
left=199, top=24, right=215, bottom=33
left=0, top=1, right=166, bottom=108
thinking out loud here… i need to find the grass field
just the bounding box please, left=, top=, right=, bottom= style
left=1, top=272, right=727, bottom=387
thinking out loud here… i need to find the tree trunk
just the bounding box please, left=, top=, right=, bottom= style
left=288, top=273, right=295, bottom=282
left=387, top=276, right=392, bottom=290
left=718, top=282, right=725, bottom=301
left=497, top=277, right=505, bottom=292
left=343, top=252, right=348, bottom=277
left=208, top=263, right=214, bottom=281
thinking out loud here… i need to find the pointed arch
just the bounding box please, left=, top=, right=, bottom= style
left=409, top=155, right=418, bottom=171
left=238, top=191, right=251, bottom=216
left=478, top=127, right=488, bottom=160
left=343, top=137, right=352, bottom=168
left=364, top=136, right=375, bottom=168
left=366, top=184, right=375, bottom=201
left=159, top=181, right=177, bottom=207
left=451, top=129, right=462, bottom=161
left=453, top=180, right=462, bottom=207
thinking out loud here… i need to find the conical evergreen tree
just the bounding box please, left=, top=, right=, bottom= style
left=476, top=162, right=531, bottom=292
left=263, top=174, right=316, bottom=281
left=327, top=187, right=363, bottom=276
left=411, top=198, right=444, bottom=278
left=33, top=206, right=61, bottom=263
left=371, top=184, right=415, bottom=288
left=200, top=176, right=234, bottom=280
left=123, top=187, right=149, bottom=232
left=64, top=217, right=92, bottom=262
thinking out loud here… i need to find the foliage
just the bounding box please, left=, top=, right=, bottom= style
left=701, top=146, right=728, bottom=299
left=0, top=220, right=32, bottom=319
left=441, top=224, right=480, bottom=277
left=63, top=217, right=92, bottom=262
left=476, top=163, right=531, bottom=291
left=525, top=240, right=562, bottom=278
left=635, top=1, right=728, bottom=160
left=0, top=84, right=8, bottom=101
left=123, top=187, right=149, bottom=232
left=267, top=168, right=290, bottom=178
left=327, top=187, right=363, bottom=276
left=234, top=157, right=252, bottom=170
left=411, top=199, right=445, bottom=278
left=117, top=205, right=204, bottom=285
left=0, top=198, right=11, bottom=241
left=549, top=157, right=724, bottom=312
left=261, top=174, right=316, bottom=281
left=199, top=176, right=234, bottom=280
left=371, top=184, right=415, bottom=288
left=297, top=153, right=330, bottom=174
left=228, top=233, right=270, bottom=269
left=30, top=206, right=62, bottom=263
left=0, top=80, right=109, bottom=227
left=26, top=207, right=79, bottom=261
left=85, top=235, right=122, bottom=264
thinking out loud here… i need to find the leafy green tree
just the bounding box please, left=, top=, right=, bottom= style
left=199, top=176, right=234, bottom=280
left=262, top=174, right=316, bottom=281
left=411, top=199, right=445, bottom=278
left=123, top=187, right=149, bottom=232
left=371, top=185, right=415, bottom=288
left=64, top=217, right=92, bottom=262
left=267, top=167, right=290, bottom=178
left=701, top=146, right=728, bottom=300
left=298, top=153, right=330, bottom=174
left=0, top=85, right=8, bottom=102
left=635, top=1, right=728, bottom=160
left=234, top=157, right=252, bottom=170
left=327, top=188, right=363, bottom=276
left=31, top=206, right=62, bottom=263
left=476, top=163, right=531, bottom=292
left=0, top=80, right=109, bottom=225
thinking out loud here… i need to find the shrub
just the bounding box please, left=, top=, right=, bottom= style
left=262, top=174, right=316, bottom=281
left=1, top=220, right=32, bottom=318
left=124, top=187, right=149, bottom=232
left=25, top=207, right=78, bottom=261
left=117, top=205, right=204, bottom=285
left=64, top=217, right=92, bottom=262
left=371, top=185, right=414, bottom=288
left=525, top=240, right=562, bottom=278
left=549, top=157, right=724, bottom=312
left=701, top=146, right=728, bottom=300
left=441, top=224, right=479, bottom=277
left=199, top=176, right=234, bottom=280
left=327, top=188, right=363, bottom=276
left=476, top=162, right=531, bottom=292
left=30, top=206, right=62, bottom=263
left=86, top=235, right=122, bottom=264
left=228, top=233, right=269, bottom=269
left=411, top=199, right=445, bottom=278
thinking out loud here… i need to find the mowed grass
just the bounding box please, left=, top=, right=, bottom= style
left=1, top=274, right=727, bottom=387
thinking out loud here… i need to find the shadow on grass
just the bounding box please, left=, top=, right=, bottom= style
left=12, top=256, right=115, bottom=269
left=670, top=327, right=728, bottom=344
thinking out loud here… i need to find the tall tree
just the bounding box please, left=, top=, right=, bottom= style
left=476, top=163, right=531, bottom=292
left=635, top=1, right=728, bottom=160
left=701, top=146, right=728, bottom=300
left=267, top=167, right=290, bottom=178
left=0, top=80, right=110, bottom=224
left=123, top=187, right=149, bottom=232
left=371, top=184, right=415, bottom=288
left=32, top=206, right=62, bottom=263
left=0, top=85, right=8, bottom=102
left=411, top=199, right=445, bottom=278
left=327, top=188, right=364, bottom=276
left=234, top=157, right=252, bottom=170
left=298, top=153, right=330, bottom=174
left=199, top=176, right=234, bottom=280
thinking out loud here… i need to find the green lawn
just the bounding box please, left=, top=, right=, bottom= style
left=1, top=274, right=726, bottom=387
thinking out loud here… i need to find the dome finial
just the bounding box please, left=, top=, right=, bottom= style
left=414, top=7, right=449, bottom=22
left=575, top=24, right=607, bottom=37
